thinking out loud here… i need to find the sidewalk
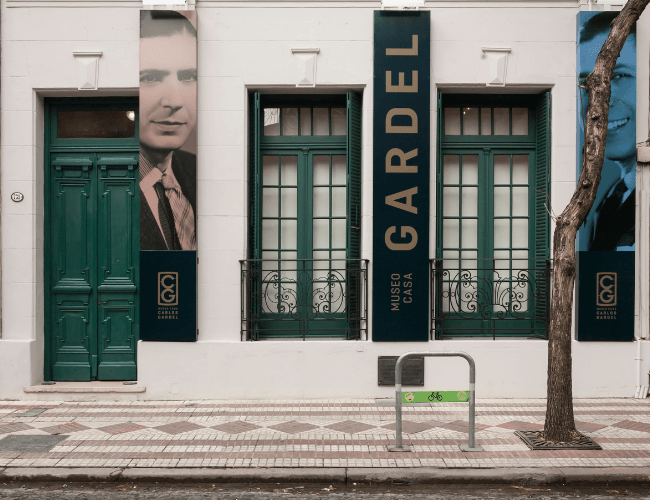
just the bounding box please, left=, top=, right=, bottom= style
left=1, top=398, right=650, bottom=482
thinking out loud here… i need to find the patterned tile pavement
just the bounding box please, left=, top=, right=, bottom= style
left=0, top=399, right=649, bottom=468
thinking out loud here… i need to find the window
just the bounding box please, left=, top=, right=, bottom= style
left=433, top=94, right=551, bottom=339
left=243, top=93, right=366, bottom=340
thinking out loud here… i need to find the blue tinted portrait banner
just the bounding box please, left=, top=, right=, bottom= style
left=576, top=11, right=635, bottom=341
left=373, top=11, right=430, bottom=342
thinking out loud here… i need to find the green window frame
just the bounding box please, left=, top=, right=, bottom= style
left=434, top=93, right=551, bottom=339
left=247, top=93, right=363, bottom=340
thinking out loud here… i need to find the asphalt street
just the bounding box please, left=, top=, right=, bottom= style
left=2, top=483, right=650, bottom=500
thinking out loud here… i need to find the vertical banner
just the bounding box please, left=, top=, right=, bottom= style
left=576, top=12, right=636, bottom=341
left=139, top=10, right=198, bottom=341
left=373, top=11, right=430, bottom=341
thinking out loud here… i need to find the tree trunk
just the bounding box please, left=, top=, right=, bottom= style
left=543, top=0, right=649, bottom=443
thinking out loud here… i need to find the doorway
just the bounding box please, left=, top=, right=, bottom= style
left=44, top=98, right=140, bottom=381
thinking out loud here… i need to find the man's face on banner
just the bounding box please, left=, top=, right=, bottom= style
left=580, top=33, right=636, bottom=162
left=140, top=31, right=197, bottom=153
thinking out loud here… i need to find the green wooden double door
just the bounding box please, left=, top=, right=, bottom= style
left=46, top=99, right=140, bottom=381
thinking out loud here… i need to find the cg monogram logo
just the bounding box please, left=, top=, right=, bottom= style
left=596, top=272, right=617, bottom=307
left=158, top=272, right=179, bottom=306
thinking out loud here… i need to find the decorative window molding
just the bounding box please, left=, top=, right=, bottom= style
left=73, top=51, right=103, bottom=90
left=291, top=48, right=320, bottom=88
left=481, top=47, right=511, bottom=87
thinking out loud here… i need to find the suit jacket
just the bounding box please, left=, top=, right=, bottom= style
left=588, top=184, right=635, bottom=251
left=140, top=150, right=197, bottom=251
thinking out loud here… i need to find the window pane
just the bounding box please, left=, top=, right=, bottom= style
left=313, top=108, right=329, bottom=135
left=443, top=219, right=459, bottom=248
left=481, top=108, right=492, bottom=135
left=462, top=187, right=478, bottom=217
left=280, top=252, right=298, bottom=281
left=494, top=187, right=510, bottom=216
left=493, top=155, right=510, bottom=184
left=512, top=155, right=529, bottom=184
left=300, top=108, right=312, bottom=136
left=281, top=219, right=297, bottom=249
left=332, top=219, right=346, bottom=248
left=281, top=188, right=297, bottom=217
left=313, top=219, right=330, bottom=248
left=443, top=155, right=459, bottom=184
left=462, top=107, right=479, bottom=135
left=462, top=155, right=479, bottom=185
left=494, top=219, right=510, bottom=248
left=331, top=187, right=347, bottom=217
left=493, top=108, right=509, bottom=135
left=57, top=110, right=135, bottom=139
left=512, top=187, right=528, bottom=216
left=263, top=156, right=279, bottom=185
left=332, top=155, right=347, bottom=184
left=444, top=108, right=461, bottom=135
left=282, top=108, right=298, bottom=136
left=281, top=156, right=298, bottom=185
left=313, top=187, right=330, bottom=217
left=331, top=108, right=347, bottom=136
left=262, top=219, right=278, bottom=249
left=512, top=219, right=528, bottom=247
left=263, top=108, right=280, bottom=136
left=461, top=219, right=478, bottom=248
left=512, top=108, right=528, bottom=136
left=262, top=188, right=278, bottom=217
left=443, top=187, right=459, bottom=216
left=313, top=155, right=330, bottom=184
left=262, top=251, right=278, bottom=271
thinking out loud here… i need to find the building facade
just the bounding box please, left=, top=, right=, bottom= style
left=1, top=0, right=649, bottom=401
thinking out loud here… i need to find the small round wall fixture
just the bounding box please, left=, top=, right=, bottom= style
left=11, top=192, right=24, bottom=202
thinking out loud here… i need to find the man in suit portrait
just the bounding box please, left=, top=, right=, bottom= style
left=139, top=10, right=197, bottom=251
left=578, top=12, right=636, bottom=252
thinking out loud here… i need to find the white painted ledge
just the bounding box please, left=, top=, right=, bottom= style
left=24, top=382, right=146, bottom=393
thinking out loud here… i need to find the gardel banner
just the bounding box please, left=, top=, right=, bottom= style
left=576, top=11, right=636, bottom=341
left=373, top=11, right=430, bottom=341
left=139, top=10, right=198, bottom=341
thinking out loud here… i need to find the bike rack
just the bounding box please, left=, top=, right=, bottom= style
left=387, top=351, right=483, bottom=452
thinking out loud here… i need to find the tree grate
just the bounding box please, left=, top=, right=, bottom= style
left=515, top=430, right=602, bottom=450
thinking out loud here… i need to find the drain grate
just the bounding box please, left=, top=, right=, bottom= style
left=13, top=408, right=49, bottom=417
left=515, top=430, right=602, bottom=450
left=0, top=435, right=68, bottom=452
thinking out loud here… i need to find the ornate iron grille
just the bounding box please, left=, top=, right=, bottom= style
left=431, top=258, right=552, bottom=340
left=240, top=259, right=369, bottom=340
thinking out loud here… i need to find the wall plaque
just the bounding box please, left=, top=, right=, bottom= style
left=378, top=355, right=424, bottom=386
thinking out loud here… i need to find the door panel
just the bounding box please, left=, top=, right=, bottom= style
left=96, top=154, right=139, bottom=380
left=50, top=155, right=96, bottom=381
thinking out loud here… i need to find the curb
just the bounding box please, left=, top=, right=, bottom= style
left=2, top=467, right=650, bottom=485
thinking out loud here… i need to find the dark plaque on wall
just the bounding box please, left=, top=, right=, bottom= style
left=140, top=250, right=197, bottom=341
left=378, top=356, right=425, bottom=386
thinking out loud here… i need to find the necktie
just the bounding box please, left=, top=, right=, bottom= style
left=590, top=179, right=628, bottom=251
left=153, top=181, right=181, bottom=250
left=161, top=172, right=196, bottom=251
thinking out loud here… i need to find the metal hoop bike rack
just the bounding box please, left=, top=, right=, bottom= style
left=387, top=351, right=483, bottom=452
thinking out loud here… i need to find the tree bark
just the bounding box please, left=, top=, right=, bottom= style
left=543, top=0, right=649, bottom=443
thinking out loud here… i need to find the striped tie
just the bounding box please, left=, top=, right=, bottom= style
left=161, top=172, right=196, bottom=250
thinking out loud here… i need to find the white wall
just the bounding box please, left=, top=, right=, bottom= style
left=1, top=0, right=647, bottom=400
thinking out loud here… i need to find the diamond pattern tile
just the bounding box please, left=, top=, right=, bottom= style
left=97, top=422, right=147, bottom=435
left=611, top=420, right=650, bottom=433
left=154, top=421, right=205, bottom=435
left=497, top=420, right=544, bottom=431
left=0, top=435, right=67, bottom=452
left=267, top=421, right=320, bottom=434
left=41, top=422, right=90, bottom=435
left=436, top=420, right=491, bottom=433
left=381, top=421, right=436, bottom=434
left=575, top=421, right=608, bottom=432
left=212, top=421, right=261, bottom=434
left=324, top=420, right=377, bottom=434
left=0, top=423, right=33, bottom=435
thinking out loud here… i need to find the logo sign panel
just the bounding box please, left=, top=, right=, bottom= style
left=575, top=12, right=636, bottom=340
left=141, top=251, right=197, bottom=341
left=373, top=11, right=430, bottom=342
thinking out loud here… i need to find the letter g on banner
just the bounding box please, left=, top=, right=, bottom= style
left=385, top=226, right=418, bottom=251
left=597, top=272, right=617, bottom=306
left=158, top=271, right=179, bottom=306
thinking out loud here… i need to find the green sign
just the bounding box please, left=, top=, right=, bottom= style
left=402, top=391, right=469, bottom=403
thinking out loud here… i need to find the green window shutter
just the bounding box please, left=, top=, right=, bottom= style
left=535, top=91, right=551, bottom=260
left=346, top=92, right=362, bottom=260
left=250, top=92, right=262, bottom=260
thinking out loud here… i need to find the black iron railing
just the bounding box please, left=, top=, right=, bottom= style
left=431, top=258, right=552, bottom=340
left=240, top=259, right=369, bottom=340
